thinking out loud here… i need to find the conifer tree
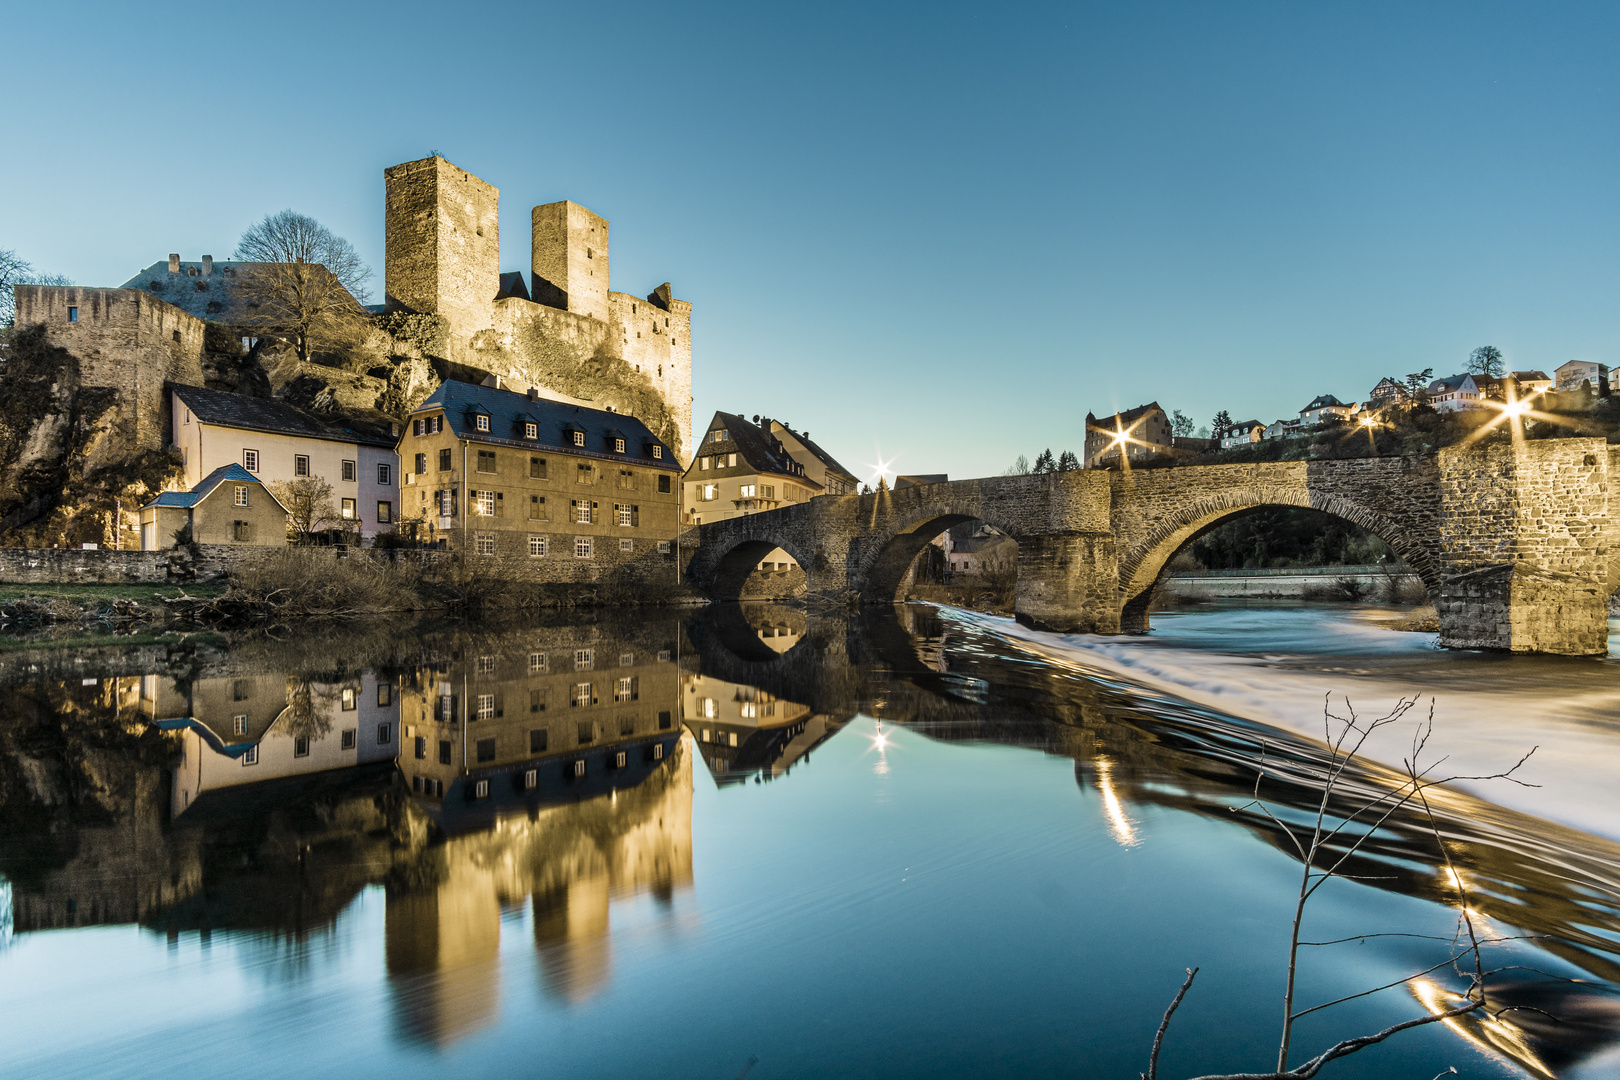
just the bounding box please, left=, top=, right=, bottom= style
left=1056, top=450, right=1080, bottom=471
left=1032, top=448, right=1055, bottom=473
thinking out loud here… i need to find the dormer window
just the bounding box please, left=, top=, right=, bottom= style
left=525, top=422, right=537, bottom=439
left=573, top=431, right=585, bottom=447
left=614, top=437, right=625, bottom=453
left=651, top=445, right=663, bottom=460
left=475, top=415, right=490, bottom=432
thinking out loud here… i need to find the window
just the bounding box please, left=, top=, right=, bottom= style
left=475, top=490, right=495, bottom=516
left=574, top=500, right=595, bottom=524
left=439, top=448, right=452, bottom=471
left=233, top=714, right=247, bottom=736
left=701, top=484, right=717, bottom=501
left=342, top=460, right=356, bottom=482
left=377, top=723, right=391, bottom=744
left=294, top=455, right=310, bottom=477
left=341, top=498, right=356, bottom=519
left=528, top=535, right=547, bottom=557
left=341, top=687, right=356, bottom=710
left=530, top=456, right=547, bottom=479
left=740, top=484, right=756, bottom=498
left=378, top=684, right=392, bottom=706
left=727, top=454, right=736, bottom=467
left=616, top=503, right=633, bottom=526
left=413, top=419, right=423, bottom=436
left=572, top=759, right=586, bottom=778
left=378, top=463, right=391, bottom=485
left=294, top=736, right=310, bottom=758
left=618, top=469, right=635, bottom=489
left=233, top=679, right=252, bottom=701
left=652, top=445, right=663, bottom=459
left=232, top=484, right=249, bottom=507
left=476, top=694, right=496, bottom=720
left=233, top=520, right=252, bottom=542
left=658, top=475, right=671, bottom=493
left=699, top=457, right=709, bottom=470
left=414, top=453, right=427, bottom=473
left=341, top=729, right=357, bottom=750
left=572, top=430, right=585, bottom=447
left=438, top=490, right=455, bottom=516
left=243, top=449, right=259, bottom=472
left=415, top=736, right=427, bottom=759
left=474, top=532, right=496, bottom=556
left=524, top=767, right=538, bottom=789
left=576, top=463, right=594, bottom=485
left=619, top=652, right=634, bottom=666
left=67, top=306, right=78, bottom=322
left=477, top=450, right=497, bottom=473
left=577, top=721, right=596, bottom=744
left=575, top=649, right=594, bottom=670
left=657, top=541, right=671, bottom=554
left=528, top=495, right=546, bottom=520
left=615, top=677, right=637, bottom=702
left=614, top=437, right=626, bottom=453
left=620, top=539, right=633, bottom=552
left=475, top=414, right=490, bottom=432
left=529, top=652, right=547, bottom=673
left=530, top=729, right=548, bottom=753
left=473, top=779, right=491, bottom=800
left=439, top=739, right=452, bottom=765
left=575, top=536, right=593, bottom=558
left=573, top=683, right=594, bottom=708
left=529, top=688, right=546, bottom=713
left=476, top=655, right=496, bottom=675
left=242, top=745, right=259, bottom=766
left=377, top=501, right=392, bottom=523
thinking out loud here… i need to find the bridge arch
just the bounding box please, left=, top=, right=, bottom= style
left=1115, top=490, right=1442, bottom=631
left=854, top=502, right=1028, bottom=603
left=699, top=533, right=818, bottom=602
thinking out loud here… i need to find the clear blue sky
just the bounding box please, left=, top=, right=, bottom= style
left=7, top=1, right=1619, bottom=482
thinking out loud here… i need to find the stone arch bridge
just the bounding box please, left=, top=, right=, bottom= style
left=685, top=439, right=1620, bottom=656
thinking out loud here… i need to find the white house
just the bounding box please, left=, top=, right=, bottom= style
left=1554, top=360, right=1609, bottom=394
left=1220, top=420, right=1266, bottom=449
left=1298, top=395, right=1356, bottom=426
left=1426, top=374, right=1481, bottom=413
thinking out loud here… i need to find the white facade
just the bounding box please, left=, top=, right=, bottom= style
left=1555, top=360, right=1609, bottom=393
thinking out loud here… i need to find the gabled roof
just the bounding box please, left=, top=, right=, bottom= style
left=689, top=412, right=819, bottom=484
left=1227, top=419, right=1263, bottom=430
left=1428, top=374, right=1475, bottom=392
left=766, top=420, right=859, bottom=485
left=171, top=384, right=395, bottom=448
left=413, top=380, right=676, bottom=466
left=1302, top=395, right=1348, bottom=410
left=141, top=463, right=289, bottom=513
left=1555, top=359, right=1609, bottom=372
left=1510, top=370, right=1551, bottom=382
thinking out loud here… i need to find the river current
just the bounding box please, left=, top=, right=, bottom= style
left=1, top=602, right=1618, bottom=1079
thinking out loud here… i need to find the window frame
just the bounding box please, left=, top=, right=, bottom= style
left=242, top=449, right=259, bottom=472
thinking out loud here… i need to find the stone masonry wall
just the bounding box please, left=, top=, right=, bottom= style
left=384, top=157, right=501, bottom=344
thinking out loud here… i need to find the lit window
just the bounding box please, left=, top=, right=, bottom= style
left=652, top=445, right=662, bottom=459
left=699, top=457, right=709, bottom=470
left=476, top=490, right=495, bottom=516
left=475, top=532, right=495, bottom=555
left=341, top=498, right=356, bottom=518
left=475, top=414, right=490, bottom=431
left=342, top=460, right=356, bottom=482
left=740, top=484, right=756, bottom=498
left=341, top=687, right=356, bottom=710
left=702, top=484, right=717, bottom=501
left=614, top=437, right=625, bottom=453
left=701, top=698, right=717, bottom=718
left=525, top=422, right=537, bottom=439
left=575, top=649, right=593, bottom=670
left=572, top=430, right=585, bottom=446
left=234, top=485, right=249, bottom=506
left=294, top=454, right=310, bottom=477
left=575, top=536, right=592, bottom=558
left=243, top=449, right=259, bottom=472
left=529, top=535, right=547, bottom=557
left=573, top=683, right=593, bottom=707
left=616, top=677, right=634, bottom=701
left=477, top=694, right=496, bottom=720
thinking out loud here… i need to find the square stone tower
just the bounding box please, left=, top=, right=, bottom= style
left=531, top=201, right=609, bottom=323
left=384, top=157, right=500, bottom=334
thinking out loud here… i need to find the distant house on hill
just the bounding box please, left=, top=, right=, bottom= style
left=140, top=463, right=288, bottom=550
left=1298, top=394, right=1355, bottom=426
left=1367, top=377, right=1405, bottom=410
left=1220, top=420, right=1266, bottom=449
left=1555, top=360, right=1610, bottom=394
left=120, top=253, right=358, bottom=330
left=1084, top=402, right=1172, bottom=468
left=1426, top=374, right=1481, bottom=413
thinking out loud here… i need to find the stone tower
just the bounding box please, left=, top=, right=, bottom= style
left=384, top=156, right=500, bottom=332
left=530, top=201, right=609, bottom=322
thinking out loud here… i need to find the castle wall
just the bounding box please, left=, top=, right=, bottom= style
left=14, top=286, right=205, bottom=454
left=384, top=157, right=500, bottom=337
left=531, top=201, right=609, bottom=321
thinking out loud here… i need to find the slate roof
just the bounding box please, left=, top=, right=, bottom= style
left=119, top=259, right=356, bottom=322
left=1302, top=395, right=1349, bottom=410
left=1510, top=370, right=1551, bottom=382
left=1428, top=374, right=1474, bottom=393
left=171, top=384, right=396, bottom=448
left=413, top=380, right=676, bottom=467
left=141, top=463, right=288, bottom=512
left=1227, top=419, right=1264, bottom=431
left=688, top=412, right=817, bottom=484
left=1089, top=401, right=1164, bottom=426
left=765, top=419, right=859, bottom=485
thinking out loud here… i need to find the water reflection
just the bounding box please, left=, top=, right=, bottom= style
left=4, top=603, right=1620, bottom=1075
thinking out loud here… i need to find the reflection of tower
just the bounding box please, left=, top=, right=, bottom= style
left=532, top=875, right=613, bottom=1003
left=385, top=875, right=503, bottom=1047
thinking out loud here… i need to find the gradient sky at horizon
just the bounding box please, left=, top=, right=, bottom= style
left=6, top=1, right=1620, bottom=482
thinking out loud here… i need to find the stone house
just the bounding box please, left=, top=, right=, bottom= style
left=1298, top=394, right=1356, bottom=426
left=1220, top=420, right=1266, bottom=449
left=170, top=385, right=399, bottom=540
left=397, top=378, right=679, bottom=582
left=1083, top=402, right=1173, bottom=468
left=943, top=523, right=1015, bottom=577
left=1555, top=360, right=1610, bottom=394
left=139, top=463, right=289, bottom=549
left=764, top=419, right=859, bottom=496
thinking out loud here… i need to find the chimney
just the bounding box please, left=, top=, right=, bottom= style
left=168, top=254, right=180, bottom=273
left=201, top=255, right=213, bottom=276
left=527, top=387, right=539, bottom=402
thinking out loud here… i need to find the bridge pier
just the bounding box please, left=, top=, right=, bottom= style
left=1013, top=532, right=1121, bottom=634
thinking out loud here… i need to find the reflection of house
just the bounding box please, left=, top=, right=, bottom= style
left=682, top=674, right=843, bottom=785
left=139, top=463, right=288, bottom=549
left=1555, top=360, right=1610, bottom=394
left=386, top=740, right=693, bottom=1044
left=1084, top=402, right=1172, bottom=468
left=155, top=670, right=400, bottom=817
left=765, top=418, right=859, bottom=496
left=170, top=384, right=399, bottom=540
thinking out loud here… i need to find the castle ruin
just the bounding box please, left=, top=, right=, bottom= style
left=384, top=156, right=694, bottom=460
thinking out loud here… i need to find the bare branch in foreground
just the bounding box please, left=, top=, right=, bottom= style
left=1143, top=967, right=1199, bottom=1080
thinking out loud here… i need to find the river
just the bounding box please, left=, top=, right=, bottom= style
left=1, top=602, right=1618, bottom=1079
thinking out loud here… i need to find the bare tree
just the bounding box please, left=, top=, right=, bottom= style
left=269, top=476, right=338, bottom=544
left=1171, top=410, right=1195, bottom=438
left=1004, top=454, right=1031, bottom=476
left=1467, top=346, right=1505, bottom=379
left=1141, top=697, right=1537, bottom=1080
left=1, top=247, right=72, bottom=327
left=233, top=211, right=372, bottom=360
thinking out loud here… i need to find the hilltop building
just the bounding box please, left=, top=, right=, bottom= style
left=396, top=378, right=679, bottom=582
left=384, top=156, right=694, bottom=460
left=1556, top=360, right=1610, bottom=394
left=1084, top=402, right=1173, bottom=468
left=1220, top=420, right=1265, bottom=449
left=1298, top=394, right=1356, bottom=425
